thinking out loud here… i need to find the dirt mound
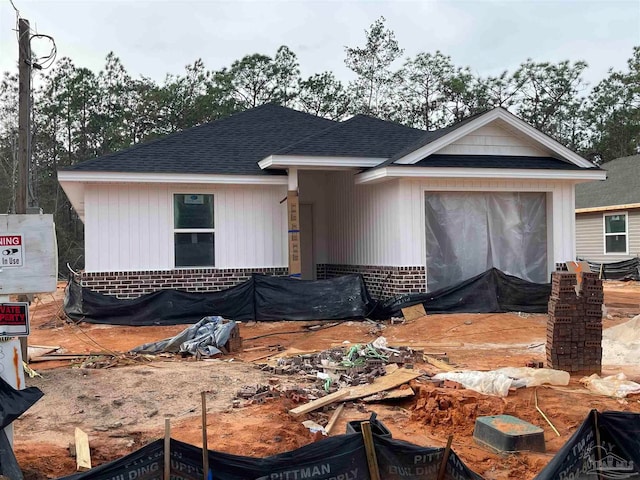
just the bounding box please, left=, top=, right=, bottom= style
left=411, top=384, right=507, bottom=437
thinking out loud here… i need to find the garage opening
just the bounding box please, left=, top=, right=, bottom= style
left=425, top=192, right=547, bottom=292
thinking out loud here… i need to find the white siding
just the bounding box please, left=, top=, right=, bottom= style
left=84, top=183, right=287, bottom=272
left=576, top=209, right=640, bottom=262
left=435, top=124, right=547, bottom=156
left=326, top=171, right=402, bottom=265
left=298, top=171, right=329, bottom=264
left=396, top=178, right=578, bottom=275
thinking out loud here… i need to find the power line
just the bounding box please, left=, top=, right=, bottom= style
left=8, top=0, right=19, bottom=14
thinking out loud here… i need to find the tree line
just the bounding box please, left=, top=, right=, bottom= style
left=0, top=17, right=638, bottom=272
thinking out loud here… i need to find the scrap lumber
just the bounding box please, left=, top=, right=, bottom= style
left=362, top=387, right=415, bottom=403
left=164, top=419, right=171, bottom=480
left=325, top=403, right=344, bottom=434
left=342, top=367, right=421, bottom=401
left=289, top=390, right=349, bottom=416
left=201, top=392, right=209, bottom=480
left=74, top=428, right=91, bottom=471
left=424, top=355, right=456, bottom=372
left=361, top=422, right=381, bottom=480
left=436, top=435, right=453, bottom=480
left=401, top=304, right=427, bottom=321
left=289, top=366, right=422, bottom=416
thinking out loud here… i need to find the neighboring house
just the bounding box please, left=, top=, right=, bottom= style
left=575, top=154, right=640, bottom=263
left=58, top=104, right=605, bottom=299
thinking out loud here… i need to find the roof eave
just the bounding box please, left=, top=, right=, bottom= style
left=258, top=155, right=386, bottom=170
left=57, top=170, right=289, bottom=185
left=576, top=203, right=640, bottom=214
left=355, top=166, right=608, bottom=185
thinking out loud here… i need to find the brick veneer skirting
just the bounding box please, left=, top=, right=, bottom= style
left=81, top=267, right=289, bottom=299
left=316, top=264, right=426, bottom=298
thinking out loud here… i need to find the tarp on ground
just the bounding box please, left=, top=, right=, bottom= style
left=0, top=375, right=44, bottom=430
left=377, top=268, right=551, bottom=317
left=0, top=429, right=23, bottom=480
left=57, top=432, right=482, bottom=480
left=581, top=257, right=640, bottom=281
left=65, top=274, right=373, bottom=325
left=0, top=375, right=43, bottom=479
left=535, top=410, right=640, bottom=479
left=131, top=316, right=237, bottom=355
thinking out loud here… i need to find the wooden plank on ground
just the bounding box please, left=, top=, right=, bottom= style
left=401, top=304, right=426, bottom=321
left=74, top=428, right=91, bottom=471
left=325, top=403, right=344, bottom=434
left=362, top=386, right=415, bottom=403
left=27, top=346, right=59, bottom=361
left=289, top=389, right=349, bottom=416
left=424, top=355, right=456, bottom=372
left=342, top=367, right=421, bottom=401
left=289, top=366, right=422, bottom=416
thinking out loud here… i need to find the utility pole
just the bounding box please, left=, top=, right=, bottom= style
left=16, top=18, right=30, bottom=215
left=16, top=17, right=31, bottom=361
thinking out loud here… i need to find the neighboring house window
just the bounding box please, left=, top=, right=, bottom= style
left=173, top=194, right=214, bottom=267
left=604, top=213, right=628, bottom=254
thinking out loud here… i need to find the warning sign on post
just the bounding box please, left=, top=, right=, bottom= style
left=0, top=302, right=29, bottom=336
left=0, top=234, right=23, bottom=267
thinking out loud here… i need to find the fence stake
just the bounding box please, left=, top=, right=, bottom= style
left=360, top=421, right=381, bottom=480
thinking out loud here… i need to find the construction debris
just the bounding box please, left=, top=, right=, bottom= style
left=289, top=365, right=423, bottom=415
left=433, top=367, right=570, bottom=397
left=131, top=316, right=241, bottom=357
left=257, top=337, right=421, bottom=392
left=580, top=373, right=640, bottom=398
left=74, top=428, right=92, bottom=471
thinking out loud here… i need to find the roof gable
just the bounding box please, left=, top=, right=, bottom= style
left=434, top=122, right=548, bottom=157
left=388, top=108, right=596, bottom=169
left=575, top=154, right=640, bottom=209
left=63, top=104, right=335, bottom=175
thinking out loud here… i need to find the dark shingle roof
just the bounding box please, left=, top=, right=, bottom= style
left=575, top=154, right=640, bottom=209
left=375, top=110, right=489, bottom=168
left=63, top=104, right=335, bottom=175
left=273, top=114, right=425, bottom=158
left=407, top=154, right=582, bottom=170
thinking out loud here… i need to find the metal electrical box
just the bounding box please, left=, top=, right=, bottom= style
left=0, top=214, right=57, bottom=295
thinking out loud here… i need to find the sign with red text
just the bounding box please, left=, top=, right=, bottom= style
left=0, top=302, right=29, bottom=336
left=0, top=235, right=23, bottom=267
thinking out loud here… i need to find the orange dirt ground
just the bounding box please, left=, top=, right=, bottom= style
left=13, top=280, right=640, bottom=479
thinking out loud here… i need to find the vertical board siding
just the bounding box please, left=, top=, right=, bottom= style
left=298, top=171, right=329, bottom=264
left=397, top=178, right=578, bottom=275
left=576, top=209, right=640, bottom=262
left=84, top=183, right=287, bottom=272
left=435, top=124, right=547, bottom=156
left=326, top=172, right=401, bottom=266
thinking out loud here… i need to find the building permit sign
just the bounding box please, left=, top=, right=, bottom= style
left=0, top=234, right=23, bottom=267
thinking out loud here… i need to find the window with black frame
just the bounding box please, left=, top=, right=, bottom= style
left=173, top=194, right=214, bottom=267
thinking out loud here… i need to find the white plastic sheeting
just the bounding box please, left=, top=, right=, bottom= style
left=425, top=192, right=548, bottom=291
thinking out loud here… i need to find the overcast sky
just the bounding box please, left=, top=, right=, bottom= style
left=1, top=0, right=639, bottom=91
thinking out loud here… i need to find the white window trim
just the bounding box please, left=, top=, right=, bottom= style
left=171, top=192, right=216, bottom=268
left=603, top=211, right=629, bottom=255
